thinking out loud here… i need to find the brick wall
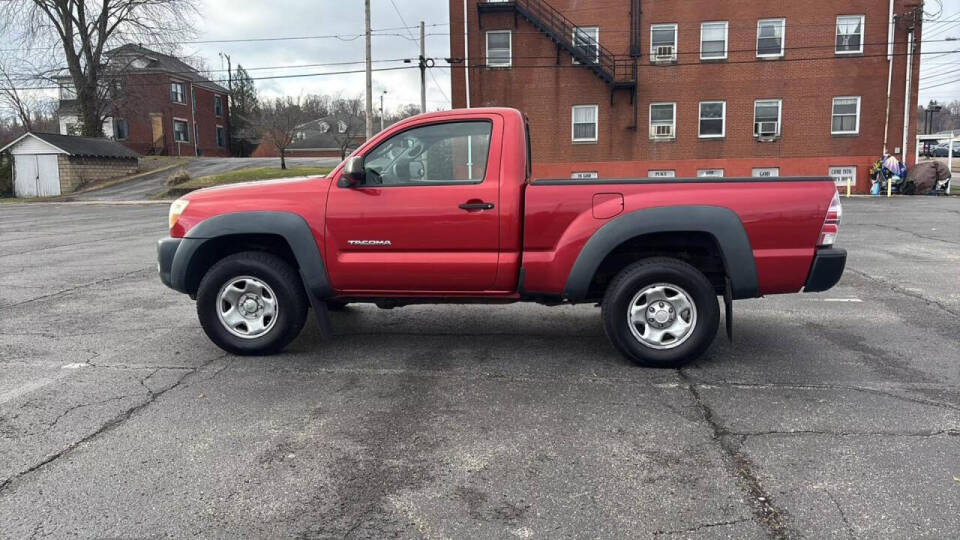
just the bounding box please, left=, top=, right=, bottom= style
left=450, top=0, right=922, bottom=192
left=58, top=156, right=139, bottom=193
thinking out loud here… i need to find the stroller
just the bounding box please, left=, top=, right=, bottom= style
left=869, top=155, right=906, bottom=194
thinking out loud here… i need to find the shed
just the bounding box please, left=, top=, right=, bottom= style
left=0, top=132, right=140, bottom=197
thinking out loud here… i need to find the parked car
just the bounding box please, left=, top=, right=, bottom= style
left=931, top=142, right=960, bottom=157
left=158, top=107, right=845, bottom=368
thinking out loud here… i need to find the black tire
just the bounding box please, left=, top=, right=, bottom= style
left=196, top=251, right=308, bottom=355
left=601, top=258, right=720, bottom=368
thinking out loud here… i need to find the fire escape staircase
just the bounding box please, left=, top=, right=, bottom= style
left=477, top=0, right=637, bottom=103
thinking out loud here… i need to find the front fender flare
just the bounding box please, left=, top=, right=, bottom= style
left=170, top=211, right=332, bottom=301
left=562, top=206, right=759, bottom=301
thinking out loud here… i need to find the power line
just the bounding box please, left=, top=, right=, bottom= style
left=386, top=0, right=450, bottom=104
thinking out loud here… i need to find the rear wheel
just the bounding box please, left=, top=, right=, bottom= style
left=601, top=258, right=720, bottom=368
left=196, top=251, right=307, bottom=355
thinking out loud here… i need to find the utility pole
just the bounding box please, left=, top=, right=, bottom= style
left=380, top=90, right=387, bottom=132
left=364, top=0, right=374, bottom=139
left=419, top=21, right=427, bottom=113
left=220, top=52, right=232, bottom=96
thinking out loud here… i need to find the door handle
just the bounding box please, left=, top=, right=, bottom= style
left=459, top=202, right=495, bottom=211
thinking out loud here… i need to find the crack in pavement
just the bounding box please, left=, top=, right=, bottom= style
left=826, top=490, right=855, bottom=540
left=0, top=354, right=228, bottom=496
left=688, top=381, right=960, bottom=413
left=0, top=267, right=155, bottom=311
left=856, top=222, right=960, bottom=247
left=845, top=267, right=960, bottom=318
left=735, top=429, right=960, bottom=438
left=653, top=517, right=752, bottom=537
left=679, top=370, right=799, bottom=540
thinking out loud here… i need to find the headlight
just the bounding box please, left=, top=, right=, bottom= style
left=168, top=199, right=189, bottom=230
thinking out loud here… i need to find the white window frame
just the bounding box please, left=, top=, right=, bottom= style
left=114, top=118, right=129, bottom=140
left=697, top=169, right=724, bottom=177
left=648, top=170, right=676, bottom=178
left=835, top=15, right=865, bottom=55
left=831, top=96, right=861, bottom=135
left=756, top=18, right=786, bottom=58
left=829, top=166, right=857, bottom=187
left=170, top=81, right=186, bottom=104
left=485, top=30, right=512, bottom=68
left=214, top=95, right=223, bottom=117
left=700, top=21, right=728, bottom=60
left=754, top=99, right=782, bottom=138
left=571, top=104, right=599, bottom=143
left=172, top=118, right=190, bottom=142
left=752, top=167, right=780, bottom=178
left=649, top=102, right=677, bottom=139
left=216, top=125, right=225, bottom=147
left=650, top=23, right=678, bottom=62
left=571, top=171, right=599, bottom=179
left=572, top=26, right=600, bottom=64
left=698, top=101, right=726, bottom=138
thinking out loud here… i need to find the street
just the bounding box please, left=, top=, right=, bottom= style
left=69, top=157, right=341, bottom=201
left=0, top=197, right=958, bottom=538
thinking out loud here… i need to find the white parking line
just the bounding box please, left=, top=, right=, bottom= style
left=822, top=298, right=863, bottom=302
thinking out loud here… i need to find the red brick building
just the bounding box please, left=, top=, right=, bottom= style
left=58, top=44, right=230, bottom=157
left=450, top=0, right=923, bottom=192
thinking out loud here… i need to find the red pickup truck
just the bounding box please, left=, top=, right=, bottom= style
left=158, top=107, right=845, bottom=367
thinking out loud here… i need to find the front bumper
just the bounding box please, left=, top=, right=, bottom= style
left=157, top=237, right=182, bottom=290
left=803, top=248, right=847, bottom=292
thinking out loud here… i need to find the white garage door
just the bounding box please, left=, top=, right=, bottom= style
left=14, top=154, right=60, bottom=197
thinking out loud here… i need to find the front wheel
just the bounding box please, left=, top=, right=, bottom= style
left=602, top=258, right=720, bottom=368
left=196, top=252, right=308, bottom=355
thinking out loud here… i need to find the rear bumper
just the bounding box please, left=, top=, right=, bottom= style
left=157, top=237, right=183, bottom=291
left=803, top=248, right=847, bottom=292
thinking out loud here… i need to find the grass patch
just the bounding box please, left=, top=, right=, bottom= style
left=160, top=167, right=331, bottom=198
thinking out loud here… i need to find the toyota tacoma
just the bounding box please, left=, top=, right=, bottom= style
left=158, top=107, right=845, bottom=367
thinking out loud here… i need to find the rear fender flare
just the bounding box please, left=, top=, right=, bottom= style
left=562, top=205, right=759, bottom=301
left=170, top=211, right=332, bottom=301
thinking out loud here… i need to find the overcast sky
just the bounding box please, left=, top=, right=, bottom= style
left=184, top=0, right=453, bottom=114
left=919, top=0, right=960, bottom=105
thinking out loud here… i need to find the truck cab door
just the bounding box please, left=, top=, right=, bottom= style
left=325, top=117, right=502, bottom=293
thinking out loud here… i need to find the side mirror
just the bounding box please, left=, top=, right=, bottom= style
left=340, top=156, right=364, bottom=187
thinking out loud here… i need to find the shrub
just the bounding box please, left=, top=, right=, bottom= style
left=166, top=168, right=191, bottom=186
left=0, top=152, right=12, bottom=196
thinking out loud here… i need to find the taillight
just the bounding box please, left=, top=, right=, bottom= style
left=818, top=191, right=842, bottom=246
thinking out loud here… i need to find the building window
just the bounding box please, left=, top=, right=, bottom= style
left=572, top=105, right=598, bottom=142
left=486, top=30, right=512, bottom=68
left=700, top=21, right=728, bottom=60
left=572, top=26, right=600, bottom=64
left=114, top=118, right=129, bottom=140
left=173, top=119, right=190, bottom=142
left=698, top=101, right=725, bottom=138
left=649, top=102, right=676, bottom=139
left=757, top=18, right=785, bottom=57
left=214, top=95, right=223, bottom=116
left=216, top=126, right=225, bottom=147
left=59, top=83, right=77, bottom=100
left=836, top=15, right=864, bottom=54
left=571, top=171, right=598, bottom=179
left=829, top=166, right=857, bottom=188
left=650, top=24, right=678, bottom=61
left=752, top=167, right=780, bottom=177
left=697, top=169, right=724, bottom=177
left=170, top=82, right=186, bottom=104
left=831, top=96, right=860, bottom=135
left=649, top=170, right=676, bottom=178
left=338, top=120, right=347, bottom=133
left=754, top=99, right=782, bottom=138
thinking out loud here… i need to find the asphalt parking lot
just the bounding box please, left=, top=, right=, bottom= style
left=0, top=197, right=958, bottom=538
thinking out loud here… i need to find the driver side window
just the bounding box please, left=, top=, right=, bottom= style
left=362, top=121, right=492, bottom=186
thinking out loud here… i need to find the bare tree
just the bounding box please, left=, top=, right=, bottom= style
left=258, top=97, right=306, bottom=170
left=331, top=96, right=364, bottom=160
left=0, top=0, right=198, bottom=137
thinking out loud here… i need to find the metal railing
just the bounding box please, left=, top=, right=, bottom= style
left=482, top=0, right=636, bottom=86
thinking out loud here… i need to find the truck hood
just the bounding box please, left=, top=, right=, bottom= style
left=184, top=174, right=325, bottom=200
